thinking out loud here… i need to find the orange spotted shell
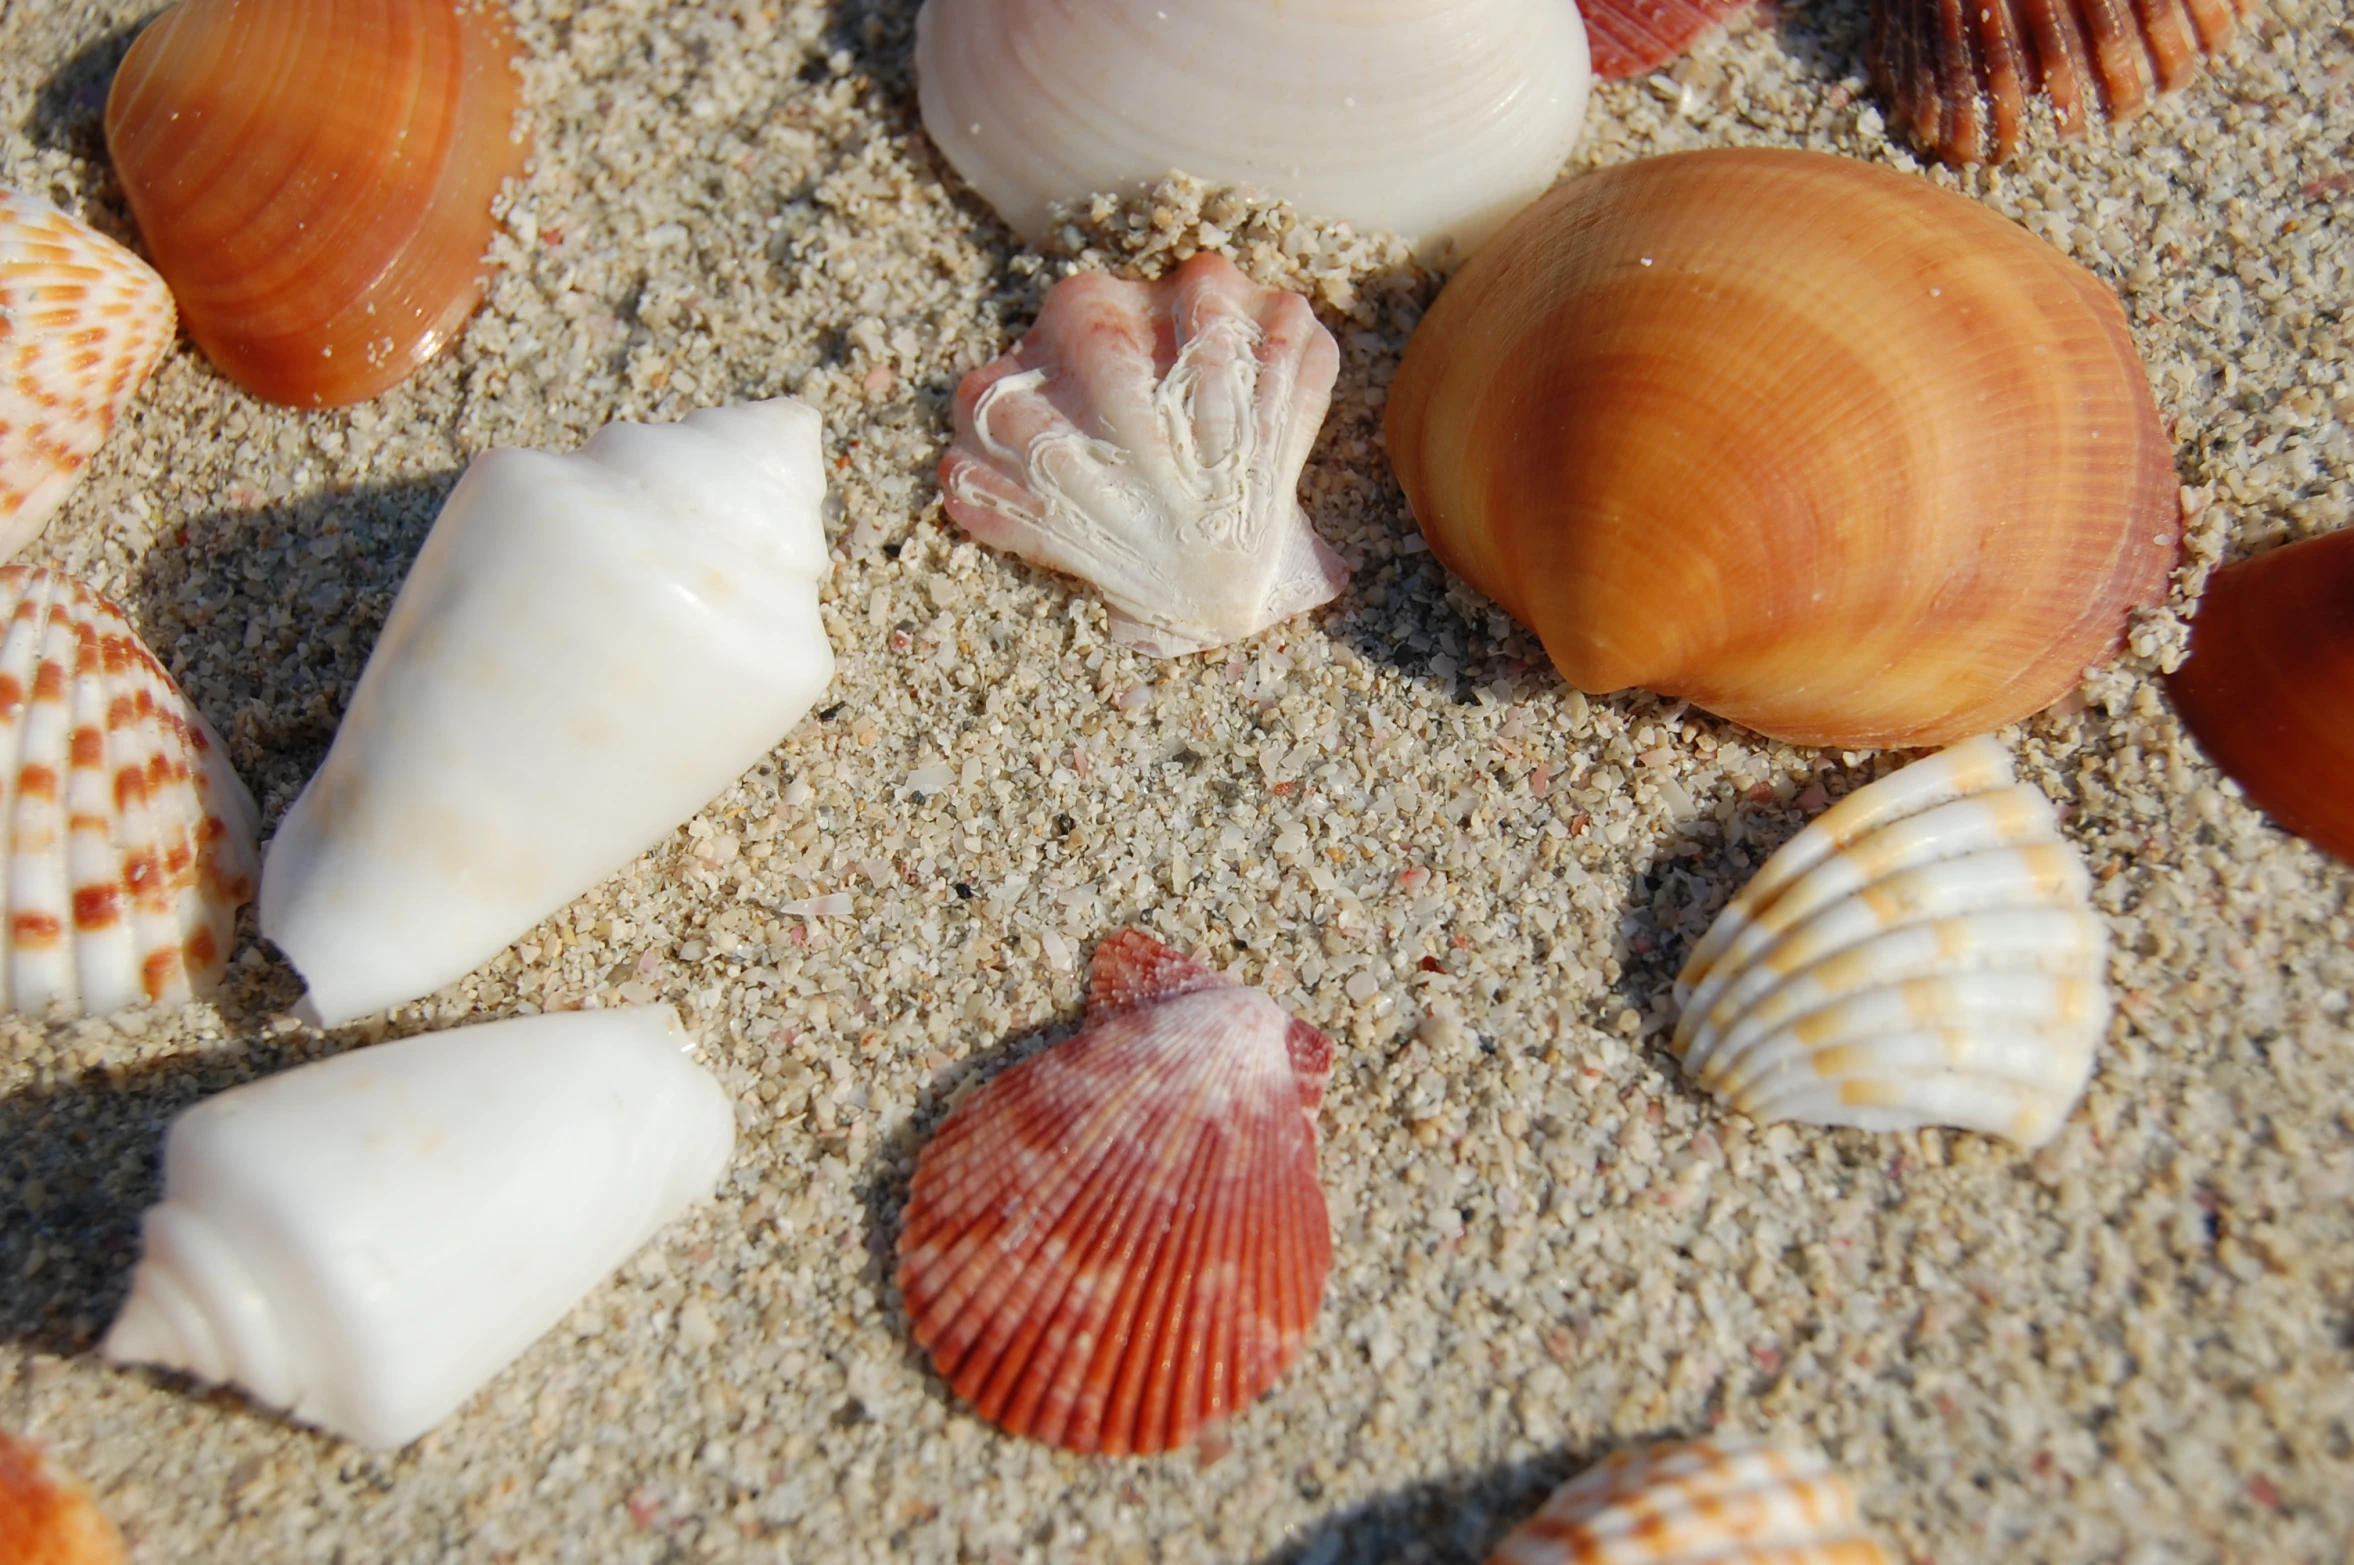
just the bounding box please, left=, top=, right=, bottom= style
left=0, top=1427, right=128, bottom=1565
left=104, top=0, right=528, bottom=408
left=0, top=567, right=258, bottom=1015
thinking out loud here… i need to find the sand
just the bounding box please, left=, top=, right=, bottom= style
left=2, top=0, right=2351, bottom=1560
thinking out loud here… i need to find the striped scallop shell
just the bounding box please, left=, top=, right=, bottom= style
left=0, top=568, right=258, bottom=1016
left=1673, top=735, right=2106, bottom=1147
left=0, top=1427, right=128, bottom=1565
left=0, top=189, right=176, bottom=561
left=897, top=929, right=1333, bottom=1455
left=1488, top=1436, right=1888, bottom=1565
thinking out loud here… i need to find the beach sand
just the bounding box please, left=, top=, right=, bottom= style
left=2, top=0, right=2350, bottom=1559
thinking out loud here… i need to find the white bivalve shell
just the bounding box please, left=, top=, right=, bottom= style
left=0, top=189, right=176, bottom=560
left=1673, top=735, right=2108, bottom=1147
left=1487, top=1435, right=1889, bottom=1564
left=913, top=0, right=1592, bottom=255
left=0, top=567, right=256, bottom=1017
left=258, top=399, right=837, bottom=1027
left=102, top=1006, right=735, bottom=1449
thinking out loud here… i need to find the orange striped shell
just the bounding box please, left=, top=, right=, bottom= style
left=0, top=567, right=258, bottom=1015
left=897, top=929, right=1333, bottom=1455
left=0, top=1428, right=128, bottom=1565
left=0, top=189, right=176, bottom=560
left=1488, top=1436, right=1889, bottom=1564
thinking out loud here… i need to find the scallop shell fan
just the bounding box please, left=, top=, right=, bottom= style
left=1672, top=736, right=2107, bottom=1147
left=0, top=567, right=258, bottom=1017
left=1487, top=1435, right=1889, bottom=1564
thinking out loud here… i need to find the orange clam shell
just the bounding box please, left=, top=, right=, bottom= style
left=2165, top=529, right=2354, bottom=866
left=1384, top=148, right=2178, bottom=750
left=0, top=1428, right=128, bottom=1565
left=104, top=0, right=528, bottom=408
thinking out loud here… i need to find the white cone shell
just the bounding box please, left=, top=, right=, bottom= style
left=914, top=0, right=1592, bottom=255
left=102, top=1006, right=735, bottom=1450
left=258, top=399, right=836, bottom=1026
left=1672, top=736, right=2109, bottom=1147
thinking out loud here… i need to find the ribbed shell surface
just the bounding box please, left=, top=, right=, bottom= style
left=897, top=930, right=1333, bottom=1455
left=0, top=189, right=175, bottom=560
left=1384, top=149, right=2178, bottom=749
left=1487, top=1436, right=1888, bottom=1565
left=104, top=0, right=527, bottom=408
left=2165, top=529, right=2354, bottom=866
left=0, top=568, right=258, bottom=1015
left=913, top=0, right=1590, bottom=254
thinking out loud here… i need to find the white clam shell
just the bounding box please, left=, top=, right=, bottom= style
left=258, top=399, right=837, bottom=1027
left=914, top=0, right=1592, bottom=254
left=1672, top=735, right=2108, bottom=1147
left=1487, top=1435, right=1888, bottom=1564
left=102, top=1006, right=734, bottom=1449
left=0, top=567, right=256, bottom=1016
left=942, top=253, right=1348, bottom=656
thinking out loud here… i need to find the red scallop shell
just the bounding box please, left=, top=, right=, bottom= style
left=2165, top=529, right=2354, bottom=866
left=897, top=929, right=1333, bottom=1455
left=1582, top=0, right=1760, bottom=81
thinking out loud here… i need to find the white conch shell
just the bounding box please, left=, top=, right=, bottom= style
left=258, top=399, right=837, bottom=1026
left=0, top=567, right=257, bottom=1016
left=914, top=0, right=1592, bottom=255
left=0, top=189, right=177, bottom=560
left=1672, top=735, right=2108, bottom=1147
left=940, top=252, right=1348, bottom=657
left=1487, top=1435, right=1889, bottom=1564
left=103, top=1006, right=734, bottom=1449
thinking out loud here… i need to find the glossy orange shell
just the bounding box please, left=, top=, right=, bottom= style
left=2165, top=529, right=2354, bottom=865
left=1384, top=148, right=2177, bottom=749
left=104, top=0, right=527, bottom=408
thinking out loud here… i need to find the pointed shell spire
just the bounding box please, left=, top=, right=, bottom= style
left=0, top=190, right=176, bottom=560
left=941, top=252, right=1348, bottom=657
left=897, top=930, right=1334, bottom=1454
left=1672, top=737, right=2108, bottom=1147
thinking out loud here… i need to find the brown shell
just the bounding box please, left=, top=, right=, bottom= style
left=2164, top=529, right=2354, bottom=866
left=1870, top=0, right=2251, bottom=165
left=1383, top=148, right=2178, bottom=750
left=104, top=0, right=528, bottom=408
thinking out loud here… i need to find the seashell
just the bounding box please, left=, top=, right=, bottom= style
left=940, top=252, right=1350, bottom=657
left=913, top=0, right=1591, bottom=255
left=2165, top=528, right=2354, bottom=866
left=897, top=929, right=1334, bottom=1454
left=1580, top=0, right=1761, bottom=80
left=0, top=190, right=176, bottom=560
left=1487, top=1435, right=1889, bottom=1565
left=104, top=0, right=528, bottom=408
left=0, top=567, right=257, bottom=1017
left=259, top=399, right=836, bottom=1027
left=1871, top=0, right=2251, bottom=166
left=0, top=1428, right=129, bottom=1565
left=102, top=1005, right=734, bottom=1449
left=1384, top=148, right=2177, bottom=750
left=1672, top=736, right=2108, bottom=1147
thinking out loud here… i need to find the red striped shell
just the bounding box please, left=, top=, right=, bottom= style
left=0, top=189, right=176, bottom=560
left=0, top=568, right=258, bottom=1015
left=897, top=929, right=1333, bottom=1455
left=1488, top=1436, right=1889, bottom=1565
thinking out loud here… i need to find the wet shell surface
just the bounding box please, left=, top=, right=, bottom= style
left=259, top=399, right=836, bottom=1027
left=0, top=567, right=258, bottom=1017
left=0, top=190, right=176, bottom=560
left=1384, top=148, right=2178, bottom=749
left=104, top=0, right=527, bottom=407
left=0, top=1428, right=129, bottom=1565
left=1872, top=0, right=2251, bottom=165
left=1581, top=0, right=1761, bottom=79
left=941, top=252, right=1349, bottom=657
left=2165, top=528, right=2354, bottom=866
left=897, top=929, right=1334, bottom=1455
left=914, top=0, right=1590, bottom=255
left=1673, top=736, right=2108, bottom=1147
left=103, top=1007, right=735, bottom=1450
left=1487, top=1435, right=1889, bottom=1564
